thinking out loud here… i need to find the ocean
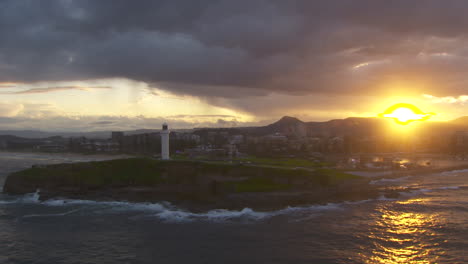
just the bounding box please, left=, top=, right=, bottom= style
left=0, top=152, right=467, bottom=263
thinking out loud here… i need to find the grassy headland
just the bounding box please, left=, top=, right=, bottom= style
left=3, top=158, right=372, bottom=210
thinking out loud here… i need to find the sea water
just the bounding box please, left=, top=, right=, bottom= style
left=0, top=152, right=467, bottom=263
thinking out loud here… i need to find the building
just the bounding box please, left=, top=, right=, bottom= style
left=111, top=132, right=124, bottom=142
left=36, top=144, right=66, bottom=152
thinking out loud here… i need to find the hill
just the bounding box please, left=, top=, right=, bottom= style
left=450, top=116, right=468, bottom=126
left=240, top=116, right=388, bottom=138
left=247, top=115, right=468, bottom=138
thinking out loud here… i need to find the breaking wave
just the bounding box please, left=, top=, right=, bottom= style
left=437, top=186, right=460, bottom=190
left=440, top=168, right=468, bottom=175
left=398, top=185, right=464, bottom=197
left=0, top=190, right=346, bottom=223
left=3, top=183, right=463, bottom=222
left=0, top=190, right=41, bottom=204
left=370, top=176, right=409, bottom=185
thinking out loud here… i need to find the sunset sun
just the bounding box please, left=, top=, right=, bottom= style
left=379, top=103, right=434, bottom=125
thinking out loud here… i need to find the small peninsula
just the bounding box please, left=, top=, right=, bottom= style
left=3, top=158, right=380, bottom=211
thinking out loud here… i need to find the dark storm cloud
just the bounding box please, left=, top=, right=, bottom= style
left=2, top=0, right=468, bottom=99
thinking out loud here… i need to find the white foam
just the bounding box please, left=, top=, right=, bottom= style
left=40, top=199, right=343, bottom=222
left=344, top=199, right=373, bottom=205
left=22, top=209, right=80, bottom=218
left=398, top=188, right=429, bottom=197
left=440, top=169, right=468, bottom=175
left=370, top=176, right=409, bottom=185
left=156, top=207, right=275, bottom=222
left=376, top=195, right=397, bottom=201
left=397, top=184, right=465, bottom=198
left=437, top=186, right=460, bottom=190
left=0, top=190, right=41, bottom=204
left=247, top=203, right=340, bottom=217
left=154, top=203, right=344, bottom=223
left=204, top=208, right=268, bottom=219
left=0, top=191, right=356, bottom=223
left=34, top=198, right=270, bottom=222
left=155, top=210, right=195, bottom=222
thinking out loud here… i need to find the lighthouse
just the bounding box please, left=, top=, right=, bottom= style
left=161, top=123, right=170, bottom=160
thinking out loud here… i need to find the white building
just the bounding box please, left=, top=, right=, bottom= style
left=161, top=123, right=170, bottom=160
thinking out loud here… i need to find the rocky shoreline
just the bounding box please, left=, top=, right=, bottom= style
left=2, top=158, right=392, bottom=211
left=32, top=181, right=384, bottom=212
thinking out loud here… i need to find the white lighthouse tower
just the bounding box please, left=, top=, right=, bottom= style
left=161, top=123, right=170, bottom=160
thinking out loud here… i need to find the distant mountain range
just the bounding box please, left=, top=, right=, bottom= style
left=255, top=116, right=384, bottom=137
left=243, top=116, right=468, bottom=138
left=2, top=116, right=468, bottom=139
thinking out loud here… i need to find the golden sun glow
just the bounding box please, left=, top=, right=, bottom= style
left=378, top=103, right=434, bottom=125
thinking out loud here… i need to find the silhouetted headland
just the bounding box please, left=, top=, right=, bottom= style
left=3, top=158, right=381, bottom=211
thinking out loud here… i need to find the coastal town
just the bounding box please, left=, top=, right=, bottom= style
left=2, top=116, right=468, bottom=172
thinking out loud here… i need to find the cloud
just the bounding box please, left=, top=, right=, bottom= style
left=1, top=0, right=468, bottom=100
left=0, top=82, right=19, bottom=88
left=216, top=118, right=239, bottom=128
left=351, top=59, right=391, bottom=70
left=0, top=115, right=260, bottom=132
left=3, top=0, right=468, bottom=124
left=0, top=103, right=24, bottom=117
left=89, top=121, right=115, bottom=126
left=166, top=114, right=236, bottom=119
left=423, top=94, right=468, bottom=104
left=1, top=85, right=111, bottom=94
left=0, top=102, right=63, bottom=118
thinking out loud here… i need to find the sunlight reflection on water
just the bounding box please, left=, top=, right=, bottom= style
left=364, top=198, right=444, bottom=263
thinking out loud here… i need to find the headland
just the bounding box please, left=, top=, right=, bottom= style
left=3, top=158, right=381, bottom=211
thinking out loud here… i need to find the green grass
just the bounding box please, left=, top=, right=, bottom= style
left=232, top=177, right=291, bottom=193
left=170, top=153, right=190, bottom=160
left=12, top=158, right=359, bottom=191
left=170, top=154, right=328, bottom=169
left=235, top=156, right=327, bottom=168
left=315, top=168, right=360, bottom=184
left=19, top=158, right=165, bottom=187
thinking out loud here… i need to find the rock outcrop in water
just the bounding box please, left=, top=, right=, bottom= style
left=3, top=158, right=379, bottom=211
